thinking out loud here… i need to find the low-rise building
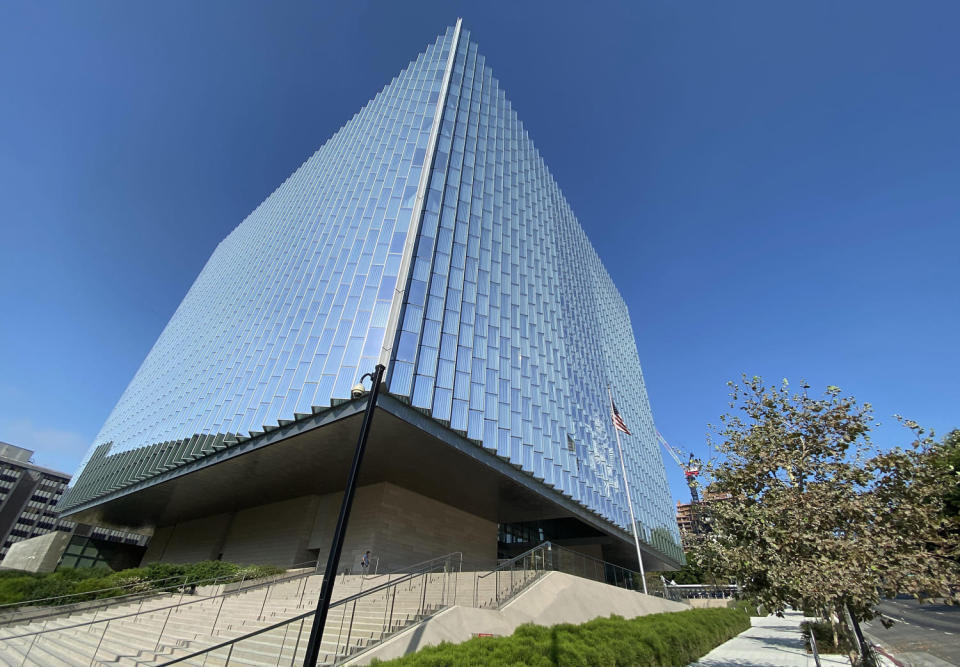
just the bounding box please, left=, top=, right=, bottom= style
left=675, top=492, right=732, bottom=538
left=0, top=441, right=147, bottom=572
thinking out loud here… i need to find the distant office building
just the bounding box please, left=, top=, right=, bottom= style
left=58, top=22, right=683, bottom=572
left=675, top=501, right=698, bottom=536
left=0, top=442, right=147, bottom=570
left=0, top=442, right=71, bottom=560
left=675, top=492, right=732, bottom=538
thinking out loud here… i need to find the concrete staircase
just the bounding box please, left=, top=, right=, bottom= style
left=0, top=569, right=504, bottom=667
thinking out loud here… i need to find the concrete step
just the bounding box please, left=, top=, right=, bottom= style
left=11, top=601, right=434, bottom=665
left=2, top=633, right=81, bottom=667
left=0, top=570, right=475, bottom=666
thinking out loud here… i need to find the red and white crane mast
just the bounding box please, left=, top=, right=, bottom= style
left=656, top=431, right=701, bottom=503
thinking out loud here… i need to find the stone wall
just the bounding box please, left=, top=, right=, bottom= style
left=141, top=513, right=232, bottom=564
left=140, top=483, right=497, bottom=571
left=221, top=496, right=319, bottom=566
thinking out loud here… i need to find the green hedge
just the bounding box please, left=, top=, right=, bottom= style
left=0, top=561, right=285, bottom=607
left=372, top=608, right=750, bottom=666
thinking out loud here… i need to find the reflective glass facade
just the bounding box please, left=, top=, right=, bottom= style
left=60, top=24, right=681, bottom=563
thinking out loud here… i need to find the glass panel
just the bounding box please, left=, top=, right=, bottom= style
left=62, top=24, right=681, bottom=562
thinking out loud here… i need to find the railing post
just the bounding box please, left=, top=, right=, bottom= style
left=259, top=584, right=270, bottom=621
left=388, top=585, right=397, bottom=631
left=373, top=592, right=386, bottom=645
left=809, top=625, right=822, bottom=667
left=21, top=629, right=39, bottom=667
left=276, top=619, right=292, bottom=667
left=291, top=618, right=306, bottom=667
left=212, top=593, right=227, bottom=635
left=298, top=573, right=310, bottom=609
left=179, top=574, right=189, bottom=606
left=419, top=572, right=429, bottom=617
left=440, top=561, right=447, bottom=607
left=343, top=599, right=357, bottom=659
left=156, top=606, right=174, bottom=651
left=90, top=620, right=109, bottom=667
left=454, top=554, right=462, bottom=607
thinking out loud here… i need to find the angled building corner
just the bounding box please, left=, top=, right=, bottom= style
left=57, top=22, right=684, bottom=574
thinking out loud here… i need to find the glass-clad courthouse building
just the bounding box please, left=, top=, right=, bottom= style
left=59, top=22, right=683, bottom=572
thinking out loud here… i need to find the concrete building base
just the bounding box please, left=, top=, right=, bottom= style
left=0, top=531, right=70, bottom=573
left=141, top=482, right=497, bottom=571
left=347, top=571, right=691, bottom=664
left=65, top=399, right=683, bottom=575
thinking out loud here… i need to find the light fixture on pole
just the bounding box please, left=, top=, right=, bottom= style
left=302, top=363, right=385, bottom=667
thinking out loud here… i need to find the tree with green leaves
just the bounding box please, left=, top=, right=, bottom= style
left=689, top=377, right=959, bottom=648
left=937, top=429, right=960, bottom=521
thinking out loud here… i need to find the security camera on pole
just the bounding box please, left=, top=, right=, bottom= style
left=302, top=364, right=385, bottom=667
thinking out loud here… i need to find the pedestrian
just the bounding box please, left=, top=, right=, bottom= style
left=360, top=550, right=371, bottom=575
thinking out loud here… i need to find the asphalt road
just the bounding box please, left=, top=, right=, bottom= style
left=862, top=598, right=960, bottom=665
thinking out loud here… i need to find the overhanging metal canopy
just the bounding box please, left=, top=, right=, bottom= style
left=62, top=394, right=681, bottom=571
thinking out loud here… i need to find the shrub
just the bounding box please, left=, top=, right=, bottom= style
left=236, top=564, right=285, bottom=581
left=141, top=562, right=188, bottom=585
left=184, top=561, right=240, bottom=584
left=800, top=619, right=855, bottom=655
left=371, top=608, right=750, bottom=666
left=47, top=566, right=110, bottom=582
left=70, top=576, right=118, bottom=600
left=0, top=574, right=41, bottom=605
left=0, top=560, right=287, bottom=607
left=17, top=573, right=75, bottom=604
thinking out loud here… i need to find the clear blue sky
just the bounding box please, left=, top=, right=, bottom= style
left=1, top=1, right=957, bottom=506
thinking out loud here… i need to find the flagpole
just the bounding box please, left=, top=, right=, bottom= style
left=609, top=386, right=648, bottom=595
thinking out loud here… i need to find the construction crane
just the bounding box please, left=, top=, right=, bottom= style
left=656, top=431, right=701, bottom=503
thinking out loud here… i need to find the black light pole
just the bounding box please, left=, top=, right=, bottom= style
left=302, top=363, right=385, bottom=667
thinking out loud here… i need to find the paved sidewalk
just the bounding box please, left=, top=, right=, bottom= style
left=691, top=611, right=850, bottom=666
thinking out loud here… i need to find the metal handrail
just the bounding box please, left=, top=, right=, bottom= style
left=1, top=551, right=460, bottom=643
left=550, top=543, right=644, bottom=580
left=477, top=541, right=645, bottom=583
left=0, top=560, right=319, bottom=641
left=159, top=555, right=459, bottom=665
left=551, top=543, right=618, bottom=570
left=362, top=552, right=462, bottom=581
left=0, top=573, right=187, bottom=610
left=476, top=541, right=549, bottom=582
left=473, top=541, right=551, bottom=609
left=809, top=624, right=822, bottom=667
left=356, top=552, right=462, bottom=598
left=471, top=541, right=652, bottom=608
left=0, top=557, right=321, bottom=624
left=550, top=542, right=650, bottom=592
left=0, top=581, right=186, bottom=631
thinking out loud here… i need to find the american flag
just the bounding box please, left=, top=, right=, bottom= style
left=611, top=398, right=631, bottom=435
